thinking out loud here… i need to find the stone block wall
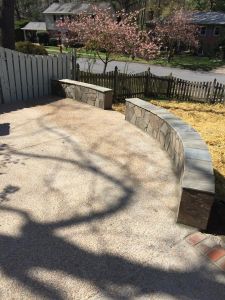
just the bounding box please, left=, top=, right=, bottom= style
left=52, top=79, right=113, bottom=110
left=125, top=98, right=215, bottom=230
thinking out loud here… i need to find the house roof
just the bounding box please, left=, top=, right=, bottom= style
left=21, top=22, right=47, bottom=31
left=43, top=1, right=113, bottom=15
left=191, top=11, right=225, bottom=25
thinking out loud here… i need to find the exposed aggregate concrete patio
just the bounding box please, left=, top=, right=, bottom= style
left=0, top=98, right=224, bottom=300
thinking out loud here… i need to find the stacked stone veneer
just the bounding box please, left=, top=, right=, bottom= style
left=126, top=98, right=215, bottom=230
left=52, top=79, right=113, bottom=110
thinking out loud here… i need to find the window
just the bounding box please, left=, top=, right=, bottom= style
left=214, top=27, right=220, bottom=36
left=200, top=26, right=207, bottom=36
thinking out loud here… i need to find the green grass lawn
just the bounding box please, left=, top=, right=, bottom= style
left=150, top=55, right=225, bottom=71
left=45, top=46, right=225, bottom=71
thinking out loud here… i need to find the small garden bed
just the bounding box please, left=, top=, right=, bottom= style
left=113, top=100, right=225, bottom=200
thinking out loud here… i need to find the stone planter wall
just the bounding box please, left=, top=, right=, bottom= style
left=52, top=79, right=113, bottom=110
left=126, top=98, right=215, bottom=230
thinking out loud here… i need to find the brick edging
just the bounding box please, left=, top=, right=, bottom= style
left=185, top=232, right=225, bottom=272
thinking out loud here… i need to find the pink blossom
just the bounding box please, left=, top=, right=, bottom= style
left=57, top=7, right=158, bottom=73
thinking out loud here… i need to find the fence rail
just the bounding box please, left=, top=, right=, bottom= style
left=75, top=64, right=225, bottom=104
left=0, top=47, right=72, bottom=104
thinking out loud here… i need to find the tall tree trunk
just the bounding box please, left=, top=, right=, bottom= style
left=103, top=61, right=108, bottom=74
left=0, top=0, right=15, bottom=49
left=15, top=3, right=21, bottom=20
left=102, top=53, right=110, bottom=74
left=209, top=0, right=215, bottom=10
left=0, top=0, right=2, bottom=46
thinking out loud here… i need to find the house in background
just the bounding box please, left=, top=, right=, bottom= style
left=22, top=1, right=113, bottom=41
left=191, top=11, right=225, bottom=56
left=43, top=1, right=113, bottom=31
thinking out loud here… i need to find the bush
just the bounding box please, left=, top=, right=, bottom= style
left=15, top=19, right=29, bottom=30
left=49, top=38, right=58, bottom=46
left=15, top=41, right=48, bottom=55
left=15, top=19, right=29, bottom=42
left=37, top=32, right=50, bottom=46
left=72, top=42, right=84, bottom=49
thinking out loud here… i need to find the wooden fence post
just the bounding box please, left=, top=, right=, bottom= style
left=205, top=82, right=211, bottom=103
left=71, top=48, right=77, bottom=80
left=144, top=67, right=151, bottom=97
left=113, top=66, right=118, bottom=102
left=167, top=72, right=173, bottom=98
left=211, top=78, right=217, bottom=103
left=76, top=63, right=80, bottom=81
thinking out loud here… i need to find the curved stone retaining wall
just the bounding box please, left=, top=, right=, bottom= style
left=52, top=79, right=113, bottom=110
left=126, top=98, right=215, bottom=230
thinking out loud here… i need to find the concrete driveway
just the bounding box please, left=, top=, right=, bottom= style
left=0, top=98, right=224, bottom=300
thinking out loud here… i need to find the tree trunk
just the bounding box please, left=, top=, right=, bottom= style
left=209, top=0, right=215, bottom=10
left=15, top=3, right=21, bottom=20
left=167, top=50, right=173, bottom=62
left=103, top=62, right=108, bottom=74
left=0, top=0, right=2, bottom=46
left=0, top=0, right=15, bottom=49
left=103, top=55, right=110, bottom=74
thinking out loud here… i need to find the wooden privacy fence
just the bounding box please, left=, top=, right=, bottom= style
left=0, top=47, right=72, bottom=104
left=75, top=64, right=225, bottom=103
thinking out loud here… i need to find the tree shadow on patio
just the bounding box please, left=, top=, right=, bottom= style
left=207, top=170, right=225, bottom=236
left=0, top=185, right=20, bottom=203
left=0, top=123, right=10, bottom=136
left=0, top=204, right=224, bottom=300
left=1, top=99, right=224, bottom=299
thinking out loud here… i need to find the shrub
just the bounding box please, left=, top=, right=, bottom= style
left=15, top=19, right=29, bottom=42
left=71, top=42, right=84, bottom=49
left=15, top=41, right=48, bottom=55
left=15, top=19, right=29, bottom=30
left=37, top=32, right=50, bottom=45
left=49, top=38, right=58, bottom=46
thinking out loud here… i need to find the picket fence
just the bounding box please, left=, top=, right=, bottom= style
left=76, top=64, right=225, bottom=103
left=147, top=74, right=225, bottom=103
left=0, top=47, right=72, bottom=104
left=76, top=65, right=147, bottom=100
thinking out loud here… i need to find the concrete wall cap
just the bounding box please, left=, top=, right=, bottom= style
left=57, top=79, right=112, bottom=93
left=125, top=98, right=215, bottom=230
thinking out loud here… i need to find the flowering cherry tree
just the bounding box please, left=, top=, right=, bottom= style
left=153, top=9, right=199, bottom=62
left=57, top=7, right=159, bottom=73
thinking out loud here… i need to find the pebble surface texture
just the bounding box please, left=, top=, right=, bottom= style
left=0, top=98, right=224, bottom=300
left=125, top=98, right=215, bottom=230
